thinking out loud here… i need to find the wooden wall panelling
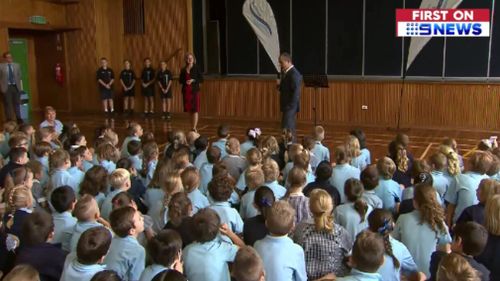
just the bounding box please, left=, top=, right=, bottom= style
left=0, top=0, right=67, bottom=26
left=0, top=27, right=8, bottom=52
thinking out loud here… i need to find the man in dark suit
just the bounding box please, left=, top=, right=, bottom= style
left=0, top=52, right=22, bottom=122
left=278, top=53, right=302, bottom=140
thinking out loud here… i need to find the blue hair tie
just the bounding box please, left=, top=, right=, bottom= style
left=260, top=198, right=272, bottom=207
left=377, top=218, right=392, bottom=234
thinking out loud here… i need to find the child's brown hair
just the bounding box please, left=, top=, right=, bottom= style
left=345, top=178, right=368, bottom=223
left=351, top=231, right=385, bottom=273
left=377, top=157, right=396, bottom=179
left=368, top=209, right=400, bottom=269
left=21, top=210, right=54, bottom=246
left=266, top=200, right=295, bottom=236
left=73, top=194, right=99, bottom=222
left=225, top=137, right=240, bottom=155
left=245, top=168, right=265, bottom=190
left=469, top=151, right=493, bottom=175
left=293, top=150, right=310, bottom=171
left=429, top=152, right=447, bottom=172
left=49, top=149, right=70, bottom=170
left=246, top=148, right=263, bottom=166
left=33, top=141, right=52, bottom=158
left=208, top=175, right=234, bottom=202
left=314, top=126, right=325, bottom=142
left=80, top=166, right=109, bottom=197
left=262, top=158, right=279, bottom=182
left=109, top=206, right=137, bottom=238
left=436, top=253, right=480, bottom=281
left=2, top=264, right=40, bottom=281
left=77, top=226, right=112, bottom=265
left=287, top=166, right=306, bottom=187
left=180, top=166, right=200, bottom=193
left=3, top=121, right=18, bottom=134
left=233, top=246, right=265, bottom=281
left=168, top=192, right=192, bottom=227
left=334, top=145, right=349, bottom=165
left=96, top=143, right=119, bottom=163
left=192, top=208, right=220, bottom=243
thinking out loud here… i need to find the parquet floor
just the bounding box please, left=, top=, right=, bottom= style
left=33, top=112, right=499, bottom=164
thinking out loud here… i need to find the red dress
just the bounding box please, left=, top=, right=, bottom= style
left=183, top=72, right=200, bottom=113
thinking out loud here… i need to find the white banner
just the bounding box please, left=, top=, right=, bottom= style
left=406, top=0, right=463, bottom=70
left=243, top=0, right=281, bottom=72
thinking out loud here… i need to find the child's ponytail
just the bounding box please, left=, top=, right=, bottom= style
left=368, top=209, right=400, bottom=268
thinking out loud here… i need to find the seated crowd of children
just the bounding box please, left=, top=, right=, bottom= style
left=0, top=106, right=499, bottom=281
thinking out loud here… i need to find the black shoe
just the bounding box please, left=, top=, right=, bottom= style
left=166, top=112, right=171, bottom=120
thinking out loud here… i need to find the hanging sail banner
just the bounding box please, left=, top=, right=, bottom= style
left=243, top=0, right=281, bottom=72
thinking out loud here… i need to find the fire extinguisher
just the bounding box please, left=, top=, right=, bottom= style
left=55, top=63, right=64, bottom=86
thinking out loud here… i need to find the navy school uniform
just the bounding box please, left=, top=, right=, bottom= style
left=157, top=69, right=173, bottom=99
left=96, top=67, right=114, bottom=100
left=141, top=67, right=155, bottom=97
left=15, top=242, right=67, bottom=281
left=120, top=69, right=136, bottom=97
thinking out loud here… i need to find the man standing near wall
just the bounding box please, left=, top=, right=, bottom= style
left=278, top=52, right=302, bottom=141
left=0, top=52, right=22, bottom=123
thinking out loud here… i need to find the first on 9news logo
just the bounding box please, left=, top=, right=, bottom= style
left=396, top=9, right=490, bottom=37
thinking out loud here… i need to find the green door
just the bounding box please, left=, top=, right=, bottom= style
left=8, top=38, right=31, bottom=120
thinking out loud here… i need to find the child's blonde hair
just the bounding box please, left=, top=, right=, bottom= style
left=3, top=264, right=40, bottom=281
left=141, top=141, right=159, bottom=178
left=181, top=166, right=200, bottom=193
left=262, top=158, right=279, bottom=182
left=245, top=168, right=265, bottom=190
left=5, top=185, right=33, bottom=229
left=73, top=194, right=99, bottom=222
left=266, top=200, right=295, bottom=236
left=346, top=135, right=361, bottom=159
left=437, top=253, right=480, bottom=281
left=127, top=122, right=142, bottom=137
left=109, top=168, right=131, bottom=189
left=246, top=148, right=263, bottom=166
left=309, top=189, right=334, bottom=232
left=3, top=121, right=18, bottom=134
left=485, top=194, right=500, bottom=235
left=439, top=145, right=461, bottom=176
left=377, top=157, right=396, bottom=179
left=259, top=135, right=280, bottom=158
left=49, top=149, right=70, bottom=170
left=314, top=126, right=325, bottom=142
left=225, top=137, right=240, bottom=155
left=293, top=150, right=310, bottom=171
left=96, top=143, right=119, bottom=162
left=478, top=178, right=500, bottom=204
left=103, top=130, right=119, bottom=147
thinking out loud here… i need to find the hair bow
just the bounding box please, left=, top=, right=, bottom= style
left=419, top=173, right=428, bottom=182
left=377, top=218, right=392, bottom=234
left=260, top=197, right=272, bottom=207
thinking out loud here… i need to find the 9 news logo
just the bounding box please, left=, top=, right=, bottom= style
left=396, top=9, right=490, bottom=37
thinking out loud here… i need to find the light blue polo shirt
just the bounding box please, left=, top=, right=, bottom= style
left=51, top=169, right=79, bottom=192
left=374, top=179, right=402, bottom=213
left=240, top=189, right=258, bottom=220
left=335, top=202, right=373, bottom=242
left=444, top=171, right=489, bottom=223
left=212, top=138, right=228, bottom=159
left=377, top=236, right=419, bottom=281
left=431, top=170, right=452, bottom=201
left=188, top=188, right=210, bottom=214
left=194, top=150, right=208, bottom=170
left=104, top=235, right=146, bottom=281
left=69, top=221, right=104, bottom=252
left=128, top=155, right=143, bottom=172
left=121, top=136, right=140, bottom=158
left=52, top=211, right=77, bottom=252
left=393, top=210, right=451, bottom=277
left=312, top=141, right=330, bottom=162
left=330, top=163, right=361, bottom=203
left=60, top=258, right=106, bottom=281
left=139, top=264, right=169, bottom=281
left=240, top=140, right=255, bottom=157
left=199, top=162, right=214, bottom=195
left=265, top=180, right=287, bottom=200
left=99, top=160, right=116, bottom=174
left=100, top=188, right=123, bottom=221
left=183, top=239, right=238, bottom=281
left=254, top=235, right=307, bottom=281
left=209, top=201, right=244, bottom=234
left=337, top=269, right=383, bottom=281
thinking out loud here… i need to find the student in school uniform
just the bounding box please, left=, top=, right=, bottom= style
left=254, top=200, right=307, bottom=281
left=293, top=189, right=352, bottom=279
left=15, top=211, right=67, bottom=281
left=312, top=126, right=330, bottom=162
left=393, top=184, right=452, bottom=277
left=262, top=158, right=286, bottom=200
left=100, top=169, right=132, bottom=221
left=141, top=58, right=156, bottom=115
left=360, top=164, right=383, bottom=209
left=50, top=186, right=77, bottom=252
left=69, top=195, right=109, bottom=252
left=445, top=152, right=493, bottom=227
left=346, top=135, right=367, bottom=171
left=164, top=192, right=196, bottom=248
left=60, top=227, right=111, bottom=281
left=104, top=206, right=146, bottom=281
left=240, top=128, right=261, bottom=157
left=476, top=195, right=500, bottom=281
left=457, top=178, right=500, bottom=225
left=157, top=61, right=173, bottom=120
left=243, top=186, right=274, bottom=246
left=336, top=231, right=385, bottom=281
left=330, top=145, right=361, bottom=204
left=350, top=129, right=371, bottom=170
left=212, top=124, right=230, bottom=159
left=181, top=167, right=209, bottom=215
left=429, top=152, right=453, bottom=203
left=120, top=122, right=143, bottom=158
left=374, top=157, right=402, bottom=214
left=139, top=230, right=183, bottom=281
left=429, top=222, right=490, bottom=281
left=183, top=208, right=243, bottom=281
left=119, top=60, right=136, bottom=115
left=303, top=161, right=341, bottom=206
left=199, top=146, right=221, bottom=195
left=208, top=174, right=244, bottom=235
left=335, top=179, right=373, bottom=242
left=222, top=137, right=248, bottom=181
left=240, top=168, right=265, bottom=220
left=96, top=58, right=115, bottom=114
left=368, top=209, right=424, bottom=281
left=50, top=149, right=79, bottom=193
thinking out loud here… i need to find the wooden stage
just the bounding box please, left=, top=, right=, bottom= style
left=42, top=112, right=499, bottom=164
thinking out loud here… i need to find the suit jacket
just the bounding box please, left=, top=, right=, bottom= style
left=279, top=66, right=302, bottom=112
left=179, top=64, right=203, bottom=94
left=0, top=62, right=22, bottom=93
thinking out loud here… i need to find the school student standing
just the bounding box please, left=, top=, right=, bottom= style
left=119, top=60, right=136, bottom=115
left=330, top=145, right=361, bottom=204
left=96, top=58, right=115, bottom=114
left=157, top=61, right=173, bottom=119
left=141, top=58, right=156, bottom=115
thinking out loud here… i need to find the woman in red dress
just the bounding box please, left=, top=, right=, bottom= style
left=179, top=53, right=203, bottom=131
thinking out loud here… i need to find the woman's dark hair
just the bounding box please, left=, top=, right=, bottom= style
left=254, top=186, right=275, bottom=218
left=350, top=129, right=367, bottom=149
left=368, top=209, right=400, bottom=269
